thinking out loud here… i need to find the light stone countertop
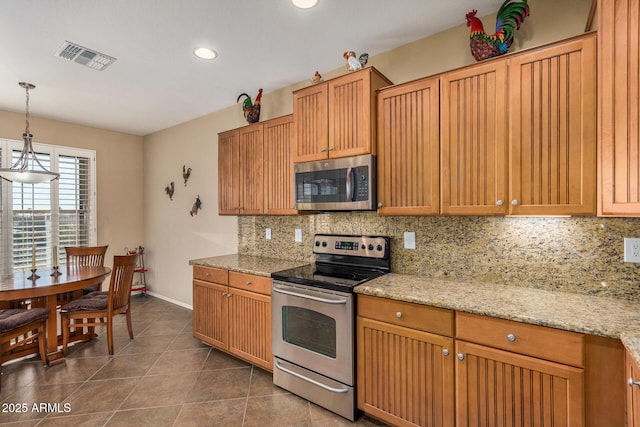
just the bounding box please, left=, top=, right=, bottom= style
left=188, top=255, right=640, bottom=366
left=189, top=254, right=307, bottom=278
left=355, top=273, right=640, bottom=365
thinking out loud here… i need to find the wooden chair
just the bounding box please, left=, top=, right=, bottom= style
left=1, top=308, right=50, bottom=389
left=60, top=254, right=137, bottom=355
left=65, top=245, right=109, bottom=294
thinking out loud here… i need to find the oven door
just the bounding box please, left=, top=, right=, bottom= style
left=272, top=281, right=354, bottom=385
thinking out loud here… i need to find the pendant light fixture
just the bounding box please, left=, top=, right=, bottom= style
left=0, top=82, right=59, bottom=183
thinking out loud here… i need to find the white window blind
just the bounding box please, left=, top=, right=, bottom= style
left=0, top=139, right=96, bottom=274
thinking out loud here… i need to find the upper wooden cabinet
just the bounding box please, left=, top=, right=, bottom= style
left=263, top=115, right=296, bottom=215
left=293, top=67, right=392, bottom=162
left=599, top=0, right=640, bottom=216
left=441, top=60, right=509, bottom=215
left=441, top=34, right=596, bottom=216
left=218, top=115, right=296, bottom=216
left=377, top=77, right=441, bottom=215
left=509, top=35, right=596, bottom=215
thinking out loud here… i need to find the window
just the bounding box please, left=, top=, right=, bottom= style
left=0, top=139, right=96, bottom=274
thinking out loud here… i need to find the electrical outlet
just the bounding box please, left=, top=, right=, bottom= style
left=624, top=238, right=640, bottom=262
left=294, top=228, right=302, bottom=243
left=265, top=228, right=272, bottom=240
left=404, top=231, right=416, bottom=250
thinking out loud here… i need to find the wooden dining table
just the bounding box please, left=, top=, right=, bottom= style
left=0, top=266, right=111, bottom=365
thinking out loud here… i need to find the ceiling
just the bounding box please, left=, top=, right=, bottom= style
left=0, top=0, right=499, bottom=136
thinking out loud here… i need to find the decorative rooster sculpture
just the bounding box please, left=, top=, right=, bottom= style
left=164, top=182, right=175, bottom=200
left=343, top=51, right=368, bottom=71
left=182, top=165, right=192, bottom=186
left=190, top=195, right=202, bottom=216
left=466, top=0, right=530, bottom=61
left=236, top=88, right=262, bottom=124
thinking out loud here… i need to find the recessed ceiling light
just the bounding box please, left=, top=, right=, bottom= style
left=292, top=0, right=318, bottom=9
left=194, top=47, right=217, bottom=60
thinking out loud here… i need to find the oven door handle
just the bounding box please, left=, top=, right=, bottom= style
left=275, top=360, right=350, bottom=394
left=272, top=285, right=348, bottom=304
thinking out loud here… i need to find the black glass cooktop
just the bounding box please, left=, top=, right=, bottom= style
left=271, top=263, right=386, bottom=293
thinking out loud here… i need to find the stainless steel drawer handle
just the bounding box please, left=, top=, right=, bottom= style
left=507, top=333, right=516, bottom=342
left=629, top=378, right=640, bottom=387
left=245, top=281, right=251, bottom=286
left=275, top=361, right=349, bottom=394
left=396, top=311, right=402, bottom=318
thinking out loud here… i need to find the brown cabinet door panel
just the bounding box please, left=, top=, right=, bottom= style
left=377, top=77, right=440, bottom=215
left=239, top=124, right=264, bottom=215
left=293, top=83, right=328, bottom=162
left=228, top=287, right=272, bottom=371
left=192, top=280, right=228, bottom=350
left=264, top=115, right=296, bottom=215
left=441, top=61, right=508, bottom=215
left=509, top=36, right=596, bottom=215
left=218, top=129, right=240, bottom=215
left=455, top=340, right=584, bottom=427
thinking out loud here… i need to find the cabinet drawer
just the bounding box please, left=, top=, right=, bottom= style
left=456, top=312, right=585, bottom=367
left=193, top=265, right=228, bottom=284
left=357, top=294, right=454, bottom=337
left=229, top=271, right=271, bottom=295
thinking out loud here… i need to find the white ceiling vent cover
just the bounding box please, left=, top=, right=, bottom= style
left=53, top=41, right=116, bottom=71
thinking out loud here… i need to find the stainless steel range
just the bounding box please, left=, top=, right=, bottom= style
left=271, top=234, right=390, bottom=421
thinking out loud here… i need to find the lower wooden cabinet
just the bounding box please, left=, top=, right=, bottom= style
left=627, top=350, right=640, bottom=426
left=357, top=295, right=455, bottom=427
left=455, top=340, right=584, bottom=427
left=192, top=266, right=272, bottom=371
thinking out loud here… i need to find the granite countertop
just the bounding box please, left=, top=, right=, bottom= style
left=189, top=255, right=640, bottom=365
left=189, top=254, right=307, bottom=278
left=355, top=273, right=640, bottom=364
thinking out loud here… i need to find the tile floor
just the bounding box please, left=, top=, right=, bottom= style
left=0, top=295, right=389, bottom=426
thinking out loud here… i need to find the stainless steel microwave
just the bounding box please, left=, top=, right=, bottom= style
left=294, top=154, right=376, bottom=211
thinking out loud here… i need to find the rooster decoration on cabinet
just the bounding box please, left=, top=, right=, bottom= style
left=466, top=0, right=530, bottom=61
left=236, top=88, right=262, bottom=124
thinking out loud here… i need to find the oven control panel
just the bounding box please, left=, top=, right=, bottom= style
left=313, top=234, right=389, bottom=259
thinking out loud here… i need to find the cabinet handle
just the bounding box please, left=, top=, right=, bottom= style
left=377, top=202, right=383, bottom=208
left=320, top=147, right=326, bottom=152
left=442, top=349, right=449, bottom=356
left=396, top=311, right=402, bottom=318
left=245, top=281, right=252, bottom=286
left=205, top=273, right=211, bottom=277
left=328, top=147, right=334, bottom=151
left=512, top=199, right=519, bottom=206
left=629, top=378, right=640, bottom=387
left=496, top=199, right=503, bottom=206
left=457, top=353, right=465, bottom=361
left=507, top=333, right=516, bottom=342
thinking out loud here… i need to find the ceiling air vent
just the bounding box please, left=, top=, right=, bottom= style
left=53, top=41, right=116, bottom=71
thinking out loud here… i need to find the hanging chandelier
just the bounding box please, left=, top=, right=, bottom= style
left=0, top=82, right=59, bottom=183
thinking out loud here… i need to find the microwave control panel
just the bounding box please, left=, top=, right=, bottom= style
left=353, top=166, right=369, bottom=201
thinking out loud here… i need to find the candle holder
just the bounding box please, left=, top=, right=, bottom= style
left=28, top=269, right=40, bottom=280
left=50, top=266, right=61, bottom=277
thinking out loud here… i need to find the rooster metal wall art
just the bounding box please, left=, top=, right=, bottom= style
left=190, top=195, right=202, bottom=216
left=466, top=0, right=530, bottom=61
left=182, top=165, right=192, bottom=186
left=237, top=89, right=262, bottom=124
left=164, top=182, right=175, bottom=200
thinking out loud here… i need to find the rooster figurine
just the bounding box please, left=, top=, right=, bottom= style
left=466, top=0, right=530, bottom=61
left=182, top=165, right=192, bottom=186
left=343, top=51, right=368, bottom=71
left=236, top=88, right=262, bottom=124
left=164, top=182, right=175, bottom=200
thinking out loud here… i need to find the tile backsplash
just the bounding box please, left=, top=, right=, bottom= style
left=238, top=213, right=640, bottom=301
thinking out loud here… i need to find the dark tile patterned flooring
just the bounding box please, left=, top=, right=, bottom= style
left=0, top=295, right=389, bottom=426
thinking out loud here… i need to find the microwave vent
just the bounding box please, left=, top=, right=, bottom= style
left=53, top=41, right=116, bottom=71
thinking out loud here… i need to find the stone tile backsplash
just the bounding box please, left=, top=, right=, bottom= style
left=238, top=213, right=640, bottom=301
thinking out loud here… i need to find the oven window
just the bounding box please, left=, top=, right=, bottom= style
left=282, top=306, right=336, bottom=358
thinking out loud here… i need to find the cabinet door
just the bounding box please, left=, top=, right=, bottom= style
left=509, top=36, right=596, bottom=215
left=377, top=77, right=440, bottom=215
left=263, top=115, right=296, bottom=215
left=238, top=123, right=264, bottom=215
left=357, top=317, right=454, bottom=427
left=218, top=129, right=240, bottom=215
left=228, top=287, right=272, bottom=371
left=600, top=0, right=640, bottom=215
left=328, top=70, right=373, bottom=158
left=627, top=351, right=640, bottom=427
left=293, top=83, right=328, bottom=162
left=441, top=61, right=508, bottom=215
left=456, top=340, right=584, bottom=427
left=192, top=279, right=228, bottom=350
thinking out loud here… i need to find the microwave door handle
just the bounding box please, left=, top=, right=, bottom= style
left=346, top=167, right=354, bottom=201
